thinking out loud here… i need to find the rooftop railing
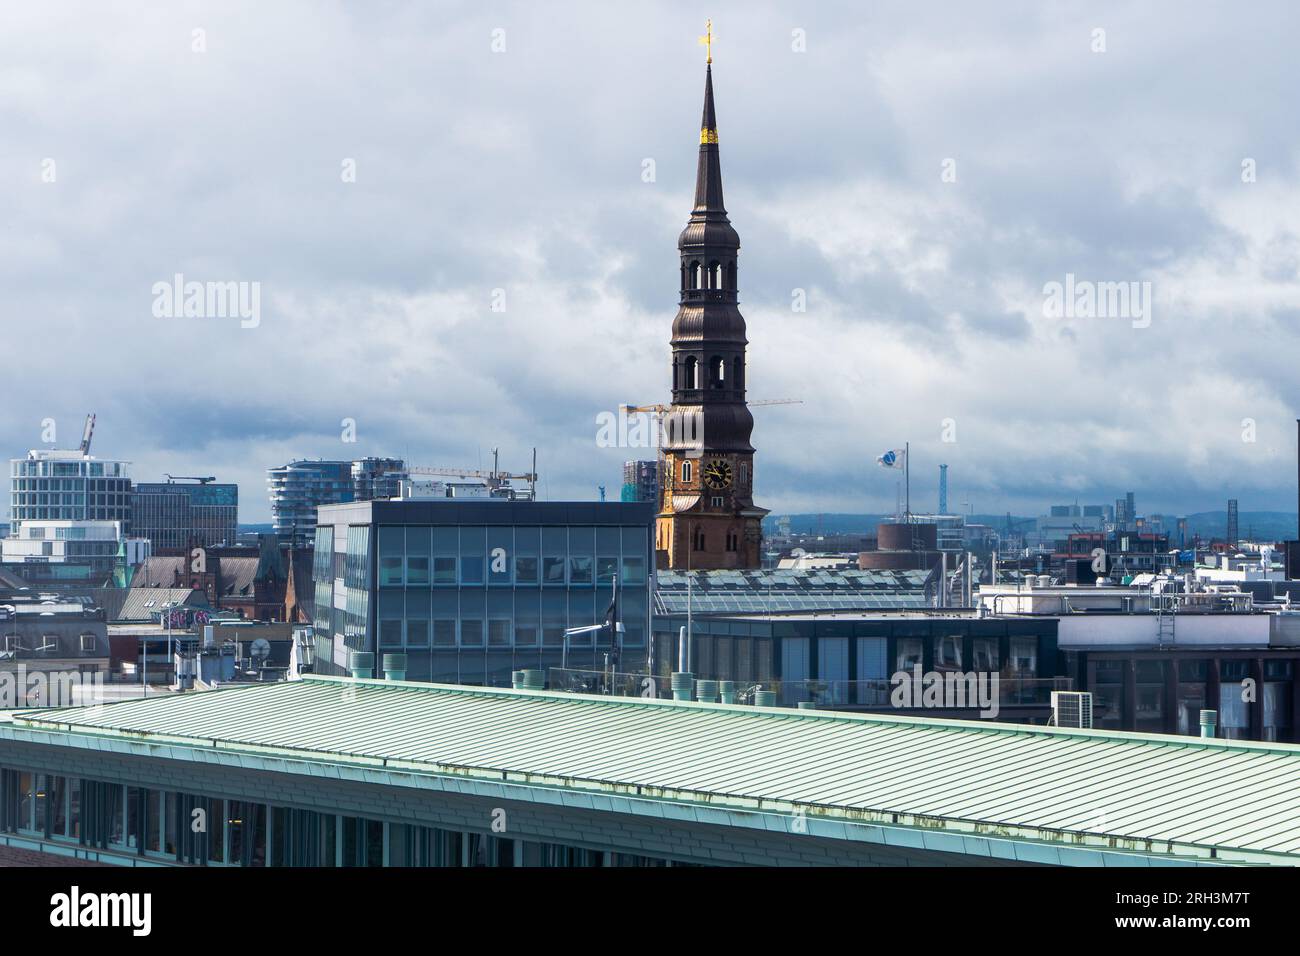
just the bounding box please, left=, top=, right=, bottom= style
left=545, top=668, right=1071, bottom=710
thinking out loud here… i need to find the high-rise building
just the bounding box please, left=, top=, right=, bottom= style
left=655, top=53, right=768, bottom=569
left=1227, top=499, right=1239, bottom=547
left=132, top=479, right=238, bottom=551
left=621, top=460, right=661, bottom=504
left=10, top=449, right=132, bottom=528
left=267, top=460, right=356, bottom=548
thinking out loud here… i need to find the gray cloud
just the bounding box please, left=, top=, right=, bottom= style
left=2, top=0, right=1299, bottom=522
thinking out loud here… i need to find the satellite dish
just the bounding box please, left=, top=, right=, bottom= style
left=250, top=638, right=271, bottom=660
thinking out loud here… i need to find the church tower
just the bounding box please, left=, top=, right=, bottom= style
left=655, top=31, right=768, bottom=570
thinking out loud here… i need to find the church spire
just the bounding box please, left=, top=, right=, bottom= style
left=693, top=63, right=725, bottom=214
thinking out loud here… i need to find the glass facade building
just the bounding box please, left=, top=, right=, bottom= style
left=311, top=500, right=656, bottom=684
left=10, top=453, right=131, bottom=527
left=131, top=481, right=238, bottom=550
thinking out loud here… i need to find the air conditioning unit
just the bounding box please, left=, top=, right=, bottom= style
left=1051, top=690, right=1093, bottom=729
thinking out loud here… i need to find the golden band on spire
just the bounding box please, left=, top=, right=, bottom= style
left=698, top=19, right=713, bottom=64
left=700, top=128, right=718, bottom=144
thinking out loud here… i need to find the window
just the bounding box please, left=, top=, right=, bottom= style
left=379, top=619, right=403, bottom=647
left=488, top=619, right=511, bottom=647
left=896, top=638, right=923, bottom=672
left=515, top=556, right=538, bottom=584
left=406, top=527, right=430, bottom=585
left=406, top=618, right=430, bottom=647
left=79, top=632, right=97, bottom=653
left=378, top=526, right=404, bottom=586
left=569, top=555, right=593, bottom=584
left=542, top=528, right=567, bottom=585
left=487, top=527, right=513, bottom=585
left=406, top=590, right=430, bottom=648
left=972, top=637, right=999, bottom=671
left=433, top=527, right=458, bottom=584
left=934, top=634, right=962, bottom=671
left=681, top=461, right=692, bottom=483
left=514, top=527, right=539, bottom=585
left=1008, top=637, right=1037, bottom=674
left=460, top=526, right=486, bottom=584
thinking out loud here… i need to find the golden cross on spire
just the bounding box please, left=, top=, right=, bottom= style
left=698, top=19, right=713, bottom=64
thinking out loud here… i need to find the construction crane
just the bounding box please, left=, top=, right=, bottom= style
left=165, top=475, right=216, bottom=484
left=407, top=448, right=539, bottom=499
left=78, top=414, right=95, bottom=456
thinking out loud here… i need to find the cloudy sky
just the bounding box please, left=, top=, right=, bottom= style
left=3, top=0, right=1300, bottom=523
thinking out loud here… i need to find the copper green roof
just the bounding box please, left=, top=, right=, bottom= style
left=6, top=676, right=1300, bottom=866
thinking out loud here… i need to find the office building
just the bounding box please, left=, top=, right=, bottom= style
left=0, top=520, right=149, bottom=589
left=10, top=450, right=131, bottom=528
left=131, top=479, right=238, bottom=551
left=310, top=499, right=655, bottom=685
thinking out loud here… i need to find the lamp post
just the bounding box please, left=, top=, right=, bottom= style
left=146, top=601, right=178, bottom=698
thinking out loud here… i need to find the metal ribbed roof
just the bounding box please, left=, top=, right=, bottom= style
left=12, top=677, right=1300, bottom=865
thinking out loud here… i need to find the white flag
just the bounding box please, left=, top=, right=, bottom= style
left=876, top=448, right=906, bottom=469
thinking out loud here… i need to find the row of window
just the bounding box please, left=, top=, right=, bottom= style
left=373, top=525, right=649, bottom=589
left=676, top=460, right=749, bottom=485
left=2, top=635, right=100, bottom=653
left=675, top=355, right=744, bottom=392
left=11, top=463, right=126, bottom=478
left=374, top=587, right=648, bottom=649
left=680, top=259, right=736, bottom=292
left=0, top=769, right=680, bottom=867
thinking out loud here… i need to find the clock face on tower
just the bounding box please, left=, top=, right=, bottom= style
left=702, top=458, right=733, bottom=490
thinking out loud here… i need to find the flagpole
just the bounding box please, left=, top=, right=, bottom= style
left=905, top=441, right=910, bottom=520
